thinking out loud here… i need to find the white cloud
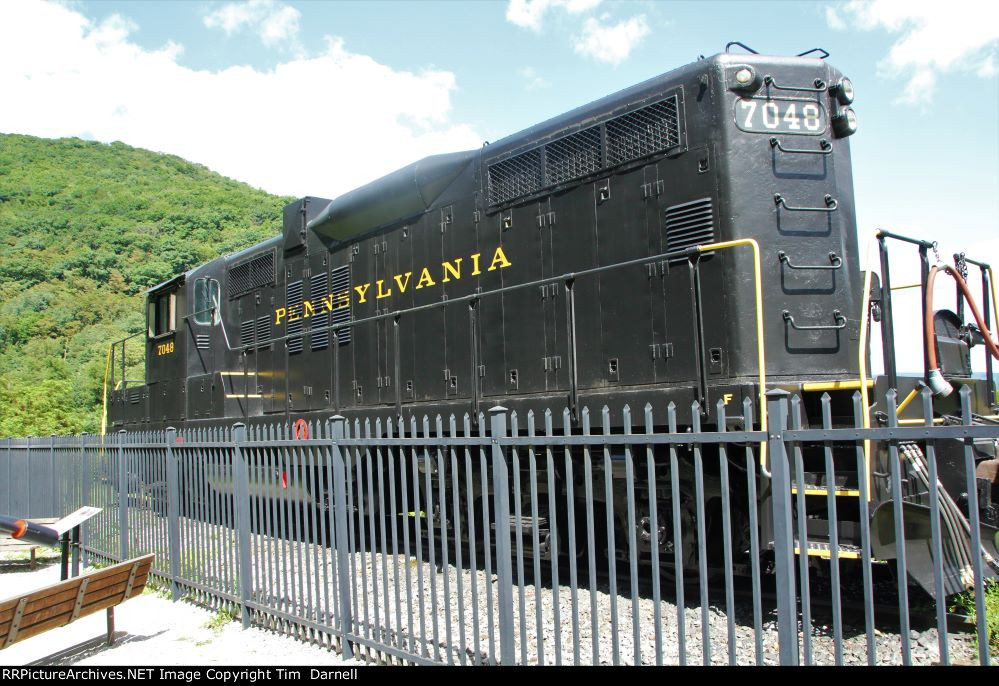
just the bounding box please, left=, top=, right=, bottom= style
left=204, top=0, right=301, bottom=48
left=0, top=0, right=482, bottom=198
left=259, top=5, right=300, bottom=47
left=827, top=0, right=999, bottom=103
left=574, top=14, right=649, bottom=65
left=505, top=0, right=602, bottom=32
left=519, top=66, right=549, bottom=91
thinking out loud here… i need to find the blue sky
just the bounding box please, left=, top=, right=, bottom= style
left=1, top=0, right=997, bottom=373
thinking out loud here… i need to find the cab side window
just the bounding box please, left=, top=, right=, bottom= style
left=148, top=291, right=176, bottom=337
left=193, top=278, right=221, bottom=325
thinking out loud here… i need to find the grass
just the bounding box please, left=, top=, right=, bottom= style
left=205, top=606, right=239, bottom=631
left=0, top=547, right=61, bottom=564
left=951, top=580, right=999, bottom=657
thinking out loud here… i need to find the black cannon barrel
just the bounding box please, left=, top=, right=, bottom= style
left=0, top=515, right=61, bottom=546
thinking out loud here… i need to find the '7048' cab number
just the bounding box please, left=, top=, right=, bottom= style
left=733, top=98, right=827, bottom=135
left=156, top=340, right=175, bottom=356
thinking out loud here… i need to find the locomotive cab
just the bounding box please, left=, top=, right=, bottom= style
left=144, top=276, right=186, bottom=423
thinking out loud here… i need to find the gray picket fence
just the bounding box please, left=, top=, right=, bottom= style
left=1, top=387, right=997, bottom=665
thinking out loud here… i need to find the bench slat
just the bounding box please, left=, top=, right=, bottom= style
left=0, top=555, right=154, bottom=612
left=1, top=580, right=151, bottom=646
left=0, top=570, right=150, bottom=635
left=0, top=554, right=154, bottom=651
left=0, top=560, right=153, bottom=623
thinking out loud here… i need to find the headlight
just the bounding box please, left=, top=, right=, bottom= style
left=729, top=65, right=762, bottom=92
left=831, top=77, right=855, bottom=105
left=831, top=108, right=858, bottom=137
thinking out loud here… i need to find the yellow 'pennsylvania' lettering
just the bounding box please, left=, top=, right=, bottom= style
left=441, top=258, right=462, bottom=282
left=487, top=246, right=512, bottom=271
left=415, top=268, right=436, bottom=289
left=273, top=243, right=512, bottom=324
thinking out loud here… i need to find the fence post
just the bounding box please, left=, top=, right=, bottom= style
left=165, top=427, right=181, bottom=601
left=329, top=415, right=354, bottom=660
left=767, top=389, right=799, bottom=665
left=117, top=429, right=128, bottom=562
left=232, top=423, right=253, bottom=629
left=50, top=435, right=57, bottom=518
left=2, top=437, right=9, bottom=515
left=490, top=405, right=516, bottom=665
left=80, top=434, right=90, bottom=567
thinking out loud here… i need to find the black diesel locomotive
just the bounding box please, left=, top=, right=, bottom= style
left=107, top=47, right=999, bottom=590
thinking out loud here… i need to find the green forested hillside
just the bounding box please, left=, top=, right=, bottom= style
left=0, top=134, right=290, bottom=436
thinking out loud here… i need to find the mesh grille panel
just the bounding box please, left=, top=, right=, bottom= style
left=606, top=95, right=681, bottom=166
left=664, top=198, right=714, bottom=263
left=487, top=148, right=542, bottom=206
left=545, top=126, right=602, bottom=186
left=229, top=263, right=252, bottom=299
left=252, top=252, right=274, bottom=288
left=228, top=250, right=275, bottom=299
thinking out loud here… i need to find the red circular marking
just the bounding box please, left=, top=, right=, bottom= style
left=293, top=418, right=309, bottom=440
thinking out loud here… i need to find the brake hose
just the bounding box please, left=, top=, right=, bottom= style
left=925, top=265, right=999, bottom=395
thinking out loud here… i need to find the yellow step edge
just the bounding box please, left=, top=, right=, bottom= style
left=801, top=379, right=875, bottom=392
left=791, top=488, right=862, bottom=497
left=794, top=547, right=861, bottom=559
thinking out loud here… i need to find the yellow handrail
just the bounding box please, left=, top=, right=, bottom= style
left=990, top=266, right=999, bottom=341
left=100, top=345, right=112, bottom=442
left=858, top=231, right=877, bottom=500
left=895, top=386, right=920, bottom=416
left=696, top=239, right=768, bottom=472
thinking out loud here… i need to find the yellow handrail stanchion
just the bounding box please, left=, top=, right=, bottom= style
left=100, top=345, right=112, bottom=446
left=857, top=231, right=878, bottom=501
left=990, top=266, right=999, bottom=343
left=695, top=239, right=768, bottom=473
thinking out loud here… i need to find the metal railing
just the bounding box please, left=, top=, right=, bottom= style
left=2, top=388, right=997, bottom=665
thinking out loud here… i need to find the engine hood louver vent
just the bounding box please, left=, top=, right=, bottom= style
left=664, top=198, right=714, bottom=262
left=287, top=280, right=304, bottom=355
left=329, top=265, right=352, bottom=345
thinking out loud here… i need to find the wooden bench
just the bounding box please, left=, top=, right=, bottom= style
left=0, top=518, right=59, bottom=567
left=0, top=554, right=155, bottom=651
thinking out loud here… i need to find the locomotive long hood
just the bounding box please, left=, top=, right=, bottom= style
left=308, top=149, right=477, bottom=243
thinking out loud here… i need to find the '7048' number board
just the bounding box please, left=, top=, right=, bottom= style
left=733, top=97, right=827, bottom=135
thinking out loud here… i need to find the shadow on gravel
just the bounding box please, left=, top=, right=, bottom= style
left=27, top=630, right=168, bottom=667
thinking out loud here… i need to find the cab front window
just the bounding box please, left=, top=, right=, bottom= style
left=148, top=291, right=176, bottom=337
left=193, top=278, right=221, bottom=325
